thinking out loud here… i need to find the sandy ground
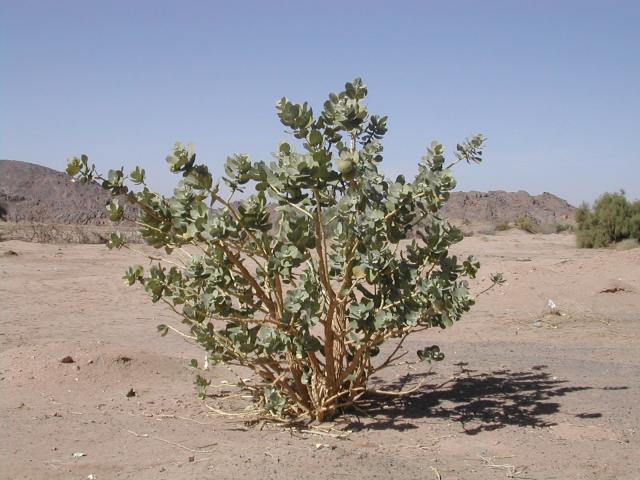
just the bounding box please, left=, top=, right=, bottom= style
left=1, top=232, right=639, bottom=480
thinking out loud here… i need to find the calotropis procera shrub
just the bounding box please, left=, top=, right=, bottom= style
left=67, top=79, right=503, bottom=421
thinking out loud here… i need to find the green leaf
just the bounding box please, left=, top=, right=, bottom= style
left=308, top=129, right=323, bottom=147
left=106, top=232, right=125, bottom=249
left=107, top=200, right=124, bottom=222
left=194, top=374, right=211, bottom=398
left=264, top=386, right=286, bottom=415
left=130, top=166, right=146, bottom=184
left=490, top=272, right=506, bottom=285
left=417, top=345, right=445, bottom=363
left=123, top=265, right=144, bottom=285
left=66, top=157, right=83, bottom=176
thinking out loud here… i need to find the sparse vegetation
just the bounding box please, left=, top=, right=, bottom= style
left=576, top=191, right=640, bottom=248
left=66, top=79, right=502, bottom=421
left=0, top=223, right=140, bottom=244
left=495, top=223, right=511, bottom=232
left=613, top=238, right=640, bottom=251
left=554, top=222, right=572, bottom=233
left=515, top=217, right=537, bottom=233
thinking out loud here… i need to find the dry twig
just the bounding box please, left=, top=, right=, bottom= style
left=124, top=429, right=216, bottom=453
left=477, top=455, right=526, bottom=478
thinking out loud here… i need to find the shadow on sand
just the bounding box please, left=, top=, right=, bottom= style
left=346, top=363, right=626, bottom=434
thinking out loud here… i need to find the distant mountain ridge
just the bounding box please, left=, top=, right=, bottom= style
left=441, top=190, right=575, bottom=229
left=0, top=160, right=575, bottom=229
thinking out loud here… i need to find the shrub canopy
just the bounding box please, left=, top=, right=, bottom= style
left=576, top=192, right=640, bottom=248
left=67, top=78, right=501, bottom=420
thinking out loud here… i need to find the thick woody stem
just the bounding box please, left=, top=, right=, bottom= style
left=217, top=243, right=276, bottom=313
left=322, top=303, right=337, bottom=395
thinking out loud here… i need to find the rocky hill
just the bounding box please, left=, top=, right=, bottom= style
left=0, top=160, right=129, bottom=225
left=441, top=190, right=575, bottom=231
left=1, top=160, right=575, bottom=231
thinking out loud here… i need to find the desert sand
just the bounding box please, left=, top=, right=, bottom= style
left=1, top=231, right=639, bottom=479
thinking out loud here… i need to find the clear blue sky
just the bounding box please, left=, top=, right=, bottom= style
left=1, top=0, right=638, bottom=205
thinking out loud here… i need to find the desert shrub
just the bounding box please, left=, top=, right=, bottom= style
left=0, top=199, right=7, bottom=221
left=554, top=223, right=572, bottom=233
left=514, top=217, right=537, bottom=233
left=576, top=192, right=640, bottom=248
left=614, top=238, right=640, bottom=250
left=495, top=223, right=511, bottom=232
left=630, top=200, right=640, bottom=240
left=66, top=79, right=502, bottom=421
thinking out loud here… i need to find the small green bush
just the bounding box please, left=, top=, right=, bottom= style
left=576, top=192, right=640, bottom=248
left=514, top=217, right=537, bottom=234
